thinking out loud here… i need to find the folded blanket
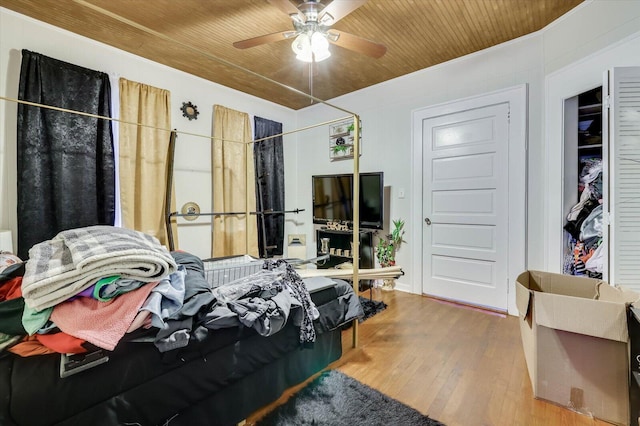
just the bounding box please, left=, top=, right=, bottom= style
left=22, top=226, right=177, bottom=310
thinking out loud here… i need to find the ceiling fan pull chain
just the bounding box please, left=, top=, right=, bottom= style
left=309, top=62, right=313, bottom=104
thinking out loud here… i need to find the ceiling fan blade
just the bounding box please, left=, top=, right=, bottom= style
left=328, top=29, right=387, bottom=58
left=233, top=30, right=297, bottom=49
left=268, top=0, right=306, bottom=22
left=320, top=0, right=367, bottom=24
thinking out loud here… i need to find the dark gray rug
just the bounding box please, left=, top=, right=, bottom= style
left=358, top=296, right=387, bottom=321
left=256, top=370, right=445, bottom=426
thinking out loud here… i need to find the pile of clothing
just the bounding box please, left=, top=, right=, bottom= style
left=0, top=225, right=318, bottom=361
left=563, top=159, right=603, bottom=278
left=1, top=226, right=181, bottom=356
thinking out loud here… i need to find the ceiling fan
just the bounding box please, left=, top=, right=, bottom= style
left=233, top=0, right=387, bottom=62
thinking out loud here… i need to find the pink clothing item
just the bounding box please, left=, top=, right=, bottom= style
left=126, top=310, right=152, bottom=333
left=51, top=281, right=158, bottom=351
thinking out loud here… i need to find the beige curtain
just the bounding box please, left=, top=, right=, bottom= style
left=212, top=105, right=258, bottom=257
left=119, top=78, right=177, bottom=247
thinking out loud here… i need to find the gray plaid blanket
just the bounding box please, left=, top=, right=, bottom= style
left=22, top=226, right=177, bottom=311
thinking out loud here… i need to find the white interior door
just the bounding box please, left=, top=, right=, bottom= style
left=421, top=103, right=510, bottom=311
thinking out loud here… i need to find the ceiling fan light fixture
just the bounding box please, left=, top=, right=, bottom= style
left=312, top=48, right=331, bottom=62
left=311, top=32, right=329, bottom=52
left=292, top=32, right=310, bottom=52
left=291, top=33, right=313, bottom=62
left=233, top=0, right=386, bottom=62
left=326, top=31, right=339, bottom=43
left=292, top=31, right=330, bottom=63
left=310, top=31, right=330, bottom=61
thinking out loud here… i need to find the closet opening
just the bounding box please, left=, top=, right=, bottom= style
left=562, top=86, right=603, bottom=279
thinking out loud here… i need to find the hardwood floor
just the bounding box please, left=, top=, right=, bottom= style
left=247, top=289, right=612, bottom=426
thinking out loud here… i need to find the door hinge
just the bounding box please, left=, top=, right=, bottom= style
left=603, top=210, right=611, bottom=226
left=604, top=95, right=611, bottom=109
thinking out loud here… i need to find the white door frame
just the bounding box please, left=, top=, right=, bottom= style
left=411, top=85, right=527, bottom=316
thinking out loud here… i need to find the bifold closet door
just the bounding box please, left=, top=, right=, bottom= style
left=604, top=66, right=640, bottom=291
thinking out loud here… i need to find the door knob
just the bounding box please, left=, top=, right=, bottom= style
left=424, top=218, right=431, bottom=225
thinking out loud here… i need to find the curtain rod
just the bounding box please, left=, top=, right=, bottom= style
left=169, top=208, right=305, bottom=218
left=0, top=96, right=352, bottom=145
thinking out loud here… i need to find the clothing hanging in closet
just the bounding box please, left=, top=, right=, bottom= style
left=563, top=158, right=603, bottom=278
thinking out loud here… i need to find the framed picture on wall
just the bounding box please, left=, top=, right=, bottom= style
left=329, top=119, right=361, bottom=161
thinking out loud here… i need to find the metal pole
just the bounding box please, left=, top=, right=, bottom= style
left=165, top=131, right=177, bottom=251
left=352, top=115, right=361, bottom=348
left=246, top=139, right=251, bottom=256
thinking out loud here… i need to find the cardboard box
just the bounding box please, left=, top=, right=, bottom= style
left=516, top=270, right=638, bottom=426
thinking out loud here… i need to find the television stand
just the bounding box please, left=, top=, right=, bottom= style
left=316, top=229, right=375, bottom=291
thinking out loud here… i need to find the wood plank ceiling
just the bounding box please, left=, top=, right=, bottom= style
left=0, top=0, right=584, bottom=110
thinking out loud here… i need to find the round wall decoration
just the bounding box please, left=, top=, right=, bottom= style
left=180, top=101, right=199, bottom=120
left=181, top=201, right=201, bottom=220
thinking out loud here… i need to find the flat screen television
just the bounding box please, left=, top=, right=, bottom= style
left=312, top=172, right=384, bottom=229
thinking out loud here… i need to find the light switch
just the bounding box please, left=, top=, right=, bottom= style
left=398, top=188, right=405, bottom=199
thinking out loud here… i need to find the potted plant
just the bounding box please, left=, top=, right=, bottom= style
left=347, top=122, right=360, bottom=141
left=376, top=219, right=405, bottom=290
left=346, top=122, right=355, bottom=134
left=332, top=144, right=349, bottom=156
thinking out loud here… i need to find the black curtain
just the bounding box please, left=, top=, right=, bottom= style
left=254, top=117, right=284, bottom=258
left=17, top=50, right=115, bottom=259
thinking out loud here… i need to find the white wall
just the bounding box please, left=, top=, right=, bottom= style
left=292, top=0, right=640, bottom=296
left=0, top=8, right=297, bottom=259
left=543, top=0, right=640, bottom=74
